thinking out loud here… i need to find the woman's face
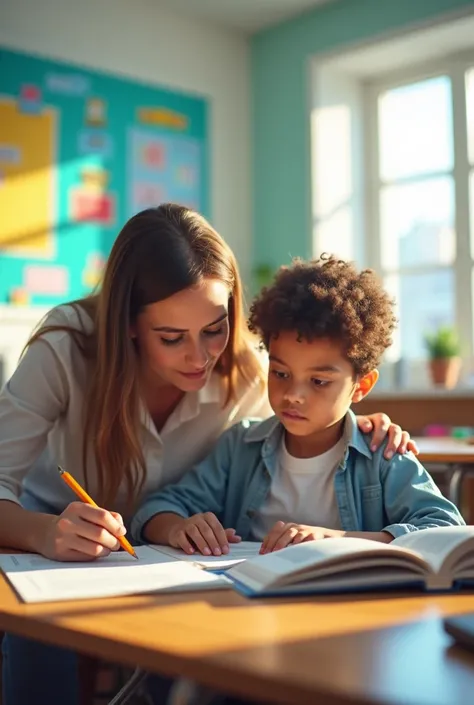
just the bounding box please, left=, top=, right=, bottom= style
left=133, top=278, right=231, bottom=392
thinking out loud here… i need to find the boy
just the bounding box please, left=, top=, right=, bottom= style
left=132, top=256, right=464, bottom=555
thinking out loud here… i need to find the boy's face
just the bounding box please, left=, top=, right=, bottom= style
left=267, top=331, right=377, bottom=439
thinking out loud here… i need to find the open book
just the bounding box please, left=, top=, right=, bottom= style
left=0, top=545, right=230, bottom=603
left=226, top=526, right=474, bottom=597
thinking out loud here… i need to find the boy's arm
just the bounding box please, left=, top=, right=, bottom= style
left=379, top=451, right=465, bottom=538
left=130, top=425, right=239, bottom=544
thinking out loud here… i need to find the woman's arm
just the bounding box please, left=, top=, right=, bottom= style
left=0, top=334, right=124, bottom=559
left=0, top=337, right=68, bottom=512
left=0, top=498, right=126, bottom=559
left=0, top=500, right=56, bottom=552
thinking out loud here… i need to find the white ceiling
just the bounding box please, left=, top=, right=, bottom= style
left=156, top=0, right=335, bottom=33
left=323, top=13, right=474, bottom=77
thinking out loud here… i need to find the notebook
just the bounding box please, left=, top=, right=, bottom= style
left=443, top=613, right=474, bottom=654
left=152, top=541, right=261, bottom=570
left=226, top=526, right=474, bottom=597
left=0, top=545, right=230, bottom=603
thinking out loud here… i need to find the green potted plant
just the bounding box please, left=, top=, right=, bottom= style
left=424, top=326, right=461, bottom=389
left=253, top=263, right=275, bottom=293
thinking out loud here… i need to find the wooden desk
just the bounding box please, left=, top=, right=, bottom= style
left=414, top=437, right=474, bottom=516
left=1, top=574, right=474, bottom=705
left=415, top=437, right=474, bottom=465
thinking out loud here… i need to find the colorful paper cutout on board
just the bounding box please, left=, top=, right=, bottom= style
left=0, top=97, right=56, bottom=257
left=8, top=288, right=30, bottom=305
left=69, top=165, right=115, bottom=225
left=78, top=130, right=113, bottom=158
left=82, top=252, right=106, bottom=289
left=80, top=166, right=109, bottom=190
left=133, top=182, right=165, bottom=210
left=19, top=84, right=42, bottom=115
left=137, top=107, right=188, bottom=130
left=24, top=264, right=69, bottom=296
left=46, top=72, right=90, bottom=96
left=0, top=145, right=21, bottom=165
left=0, top=47, right=207, bottom=305
left=141, top=140, right=165, bottom=169
left=70, top=190, right=115, bottom=224
left=176, top=165, right=195, bottom=187
left=85, top=97, right=106, bottom=127
left=129, top=128, right=201, bottom=217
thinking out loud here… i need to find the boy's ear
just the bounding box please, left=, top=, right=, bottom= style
left=352, top=369, right=379, bottom=403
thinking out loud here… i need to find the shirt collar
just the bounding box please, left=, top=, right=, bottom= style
left=244, top=408, right=372, bottom=459
left=140, top=372, right=224, bottom=437
left=170, top=373, right=223, bottom=429
left=343, top=409, right=373, bottom=459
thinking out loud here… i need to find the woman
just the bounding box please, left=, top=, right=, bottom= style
left=0, top=204, right=415, bottom=704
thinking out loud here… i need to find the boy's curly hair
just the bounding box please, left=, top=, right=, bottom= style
left=248, top=255, right=397, bottom=376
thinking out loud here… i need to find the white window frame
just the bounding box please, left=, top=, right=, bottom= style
left=364, top=52, right=474, bottom=372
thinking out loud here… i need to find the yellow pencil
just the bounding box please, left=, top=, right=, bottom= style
left=57, top=465, right=138, bottom=559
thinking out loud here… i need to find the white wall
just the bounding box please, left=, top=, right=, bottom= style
left=310, top=62, right=365, bottom=267
left=0, top=0, right=251, bottom=381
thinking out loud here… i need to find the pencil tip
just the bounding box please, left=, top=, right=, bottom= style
left=57, top=465, right=64, bottom=475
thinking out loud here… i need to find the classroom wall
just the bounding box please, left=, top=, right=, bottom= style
left=251, top=0, right=474, bottom=274
left=1, top=0, right=251, bottom=279
left=311, top=63, right=365, bottom=267
left=0, top=0, right=251, bottom=381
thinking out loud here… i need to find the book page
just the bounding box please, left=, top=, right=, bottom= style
left=151, top=541, right=261, bottom=570
left=227, top=537, right=429, bottom=592
left=0, top=546, right=230, bottom=603
left=392, top=526, right=474, bottom=575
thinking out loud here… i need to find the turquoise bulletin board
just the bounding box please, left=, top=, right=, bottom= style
left=0, top=48, right=209, bottom=306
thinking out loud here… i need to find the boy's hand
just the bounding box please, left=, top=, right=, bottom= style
left=168, top=512, right=241, bottom=556
left=260, top=521, right=342, bottom=554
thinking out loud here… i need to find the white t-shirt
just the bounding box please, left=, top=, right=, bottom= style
left=251, top=434, right=345, bottom=540
left=0, top=304, right=271, bottom=518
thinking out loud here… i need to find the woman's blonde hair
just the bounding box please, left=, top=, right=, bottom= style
left=27, top=204, right=264, bottom=510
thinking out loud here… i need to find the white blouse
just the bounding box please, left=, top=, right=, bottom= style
left=0, top=305, right=271, bottom=517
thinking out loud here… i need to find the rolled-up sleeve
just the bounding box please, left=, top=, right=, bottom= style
left=0, top=338, right=69, bottom=504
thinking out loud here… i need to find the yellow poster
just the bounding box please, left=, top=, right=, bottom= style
left=0, top=98, right=56, bottom=257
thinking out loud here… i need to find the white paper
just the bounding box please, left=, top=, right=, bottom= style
left=152, top=541, right=262, bottom=570
left=0, top=546, right=230, bottom=603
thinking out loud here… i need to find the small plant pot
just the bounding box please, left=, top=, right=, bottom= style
left=428, top=357, right=461, bottom=389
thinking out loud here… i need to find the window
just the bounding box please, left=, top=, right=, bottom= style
left=468, top=68, right=474, bottom=254
left=366, top=59, right=474, bottom=382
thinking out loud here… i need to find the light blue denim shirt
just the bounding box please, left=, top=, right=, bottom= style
left=131, top=410, right=464, bottom=542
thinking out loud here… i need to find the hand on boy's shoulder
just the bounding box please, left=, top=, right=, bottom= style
left=356, top=415, right=419, bottom=459
left=363, top=432, right=418, bottom=465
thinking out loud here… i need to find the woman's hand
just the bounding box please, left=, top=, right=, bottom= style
left=356, top=413, right=419, bottom=459
left=39, top=501, right=127, bottom=561
left=168, top=512, right=241, bottom=556
left=260, top=521, right=342, bottom=554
